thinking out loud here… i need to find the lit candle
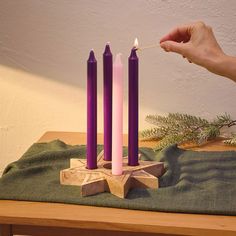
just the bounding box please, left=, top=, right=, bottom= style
left=103, top=43, right=113, bottom=161
left=128, top=38, right=139, bottom=166
left=112, top=53, right=123, bottom=175
left=87, top=50, right=97, bottom=169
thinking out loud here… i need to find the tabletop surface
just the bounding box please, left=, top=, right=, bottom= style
left=1, top=131, right=236, bottom=236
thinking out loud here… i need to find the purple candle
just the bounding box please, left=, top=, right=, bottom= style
left=87, top=50, right=97, bottom=169
left=103, top=43, right=113, bottom=161
left=128, top=45, right=139, bottom=166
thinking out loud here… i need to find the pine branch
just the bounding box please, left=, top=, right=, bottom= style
left=223, top=134, right=236, bottom=146
left=154, top=134, right=185, bottom=151
left=212, top=113, right=233, bottom=127
left=197, top=126, right=220, bottom=145
left=139, top=127, right=165, bottom=141
left=141, top=112, right=236, bottom=151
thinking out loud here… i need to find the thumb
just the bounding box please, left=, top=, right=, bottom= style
left=160, top=41, right=187, bottom=55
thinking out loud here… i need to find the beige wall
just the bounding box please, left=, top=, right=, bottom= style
left=1, top=0, right=236, bottom=173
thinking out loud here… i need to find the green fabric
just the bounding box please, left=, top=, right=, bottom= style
left=0, top=139, right=236, bottom=215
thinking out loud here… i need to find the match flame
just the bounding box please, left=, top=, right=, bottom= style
left=134, top=38, right=138, bottom=49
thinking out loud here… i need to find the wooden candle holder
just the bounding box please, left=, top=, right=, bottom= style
left=60, top=150, right=165, bottom=198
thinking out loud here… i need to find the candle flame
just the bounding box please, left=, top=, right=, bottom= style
left=134, top=38, right=138, bottom=49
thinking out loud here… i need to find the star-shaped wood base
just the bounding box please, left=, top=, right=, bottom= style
left=60, top=150, right=165, bottom=198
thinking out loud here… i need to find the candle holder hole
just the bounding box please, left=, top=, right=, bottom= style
left=103, top=163, right=112, bottom=170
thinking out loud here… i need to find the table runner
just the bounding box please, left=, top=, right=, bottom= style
left=1, top=140, right=236, bottom=215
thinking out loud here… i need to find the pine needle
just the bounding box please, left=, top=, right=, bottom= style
left=141, top=113, right=236, bottom=151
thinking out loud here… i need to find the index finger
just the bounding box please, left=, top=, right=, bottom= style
left=160, top=24, right=193, bottom=43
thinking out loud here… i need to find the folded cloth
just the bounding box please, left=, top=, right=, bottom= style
left=0, top=139, right=236, bottom=215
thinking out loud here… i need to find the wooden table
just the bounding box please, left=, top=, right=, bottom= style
left=1, top=131, right=236, bottom=236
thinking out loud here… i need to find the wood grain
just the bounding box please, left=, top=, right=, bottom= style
left=60, top=150, right=164, bottom=198
left=0, top=200, right=236, bottom=236
left=0, top=224, right=12, bottom=236
left=12, top=225, right=175, bottom=236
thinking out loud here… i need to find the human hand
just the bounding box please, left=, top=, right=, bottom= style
left=159, top=21, right=225, bottom=75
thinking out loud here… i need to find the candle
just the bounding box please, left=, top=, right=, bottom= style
left=128, top=39, right=139, bottom=166
left=103, top=43, right=113, bottom=161
left=87, top=50, right=97, bottom=169
left=112, top=53, right=123, bottom=175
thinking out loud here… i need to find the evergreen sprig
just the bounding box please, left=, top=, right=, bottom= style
left=140, top=113, right=236, bottom=151
left=223, top=134, right=236, bottom=146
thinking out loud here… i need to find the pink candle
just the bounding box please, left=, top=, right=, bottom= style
left=112, top=53, right=123, bottom=176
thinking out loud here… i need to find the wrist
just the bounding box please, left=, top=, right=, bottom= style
left=209, top=53, right=229, bottom=77
left=215, top=53, right=228, bottom=75
left=216, top=54, right=236, bottom=81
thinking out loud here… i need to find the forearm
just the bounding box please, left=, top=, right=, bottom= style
left=212, top=54, right=236, bottom=82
